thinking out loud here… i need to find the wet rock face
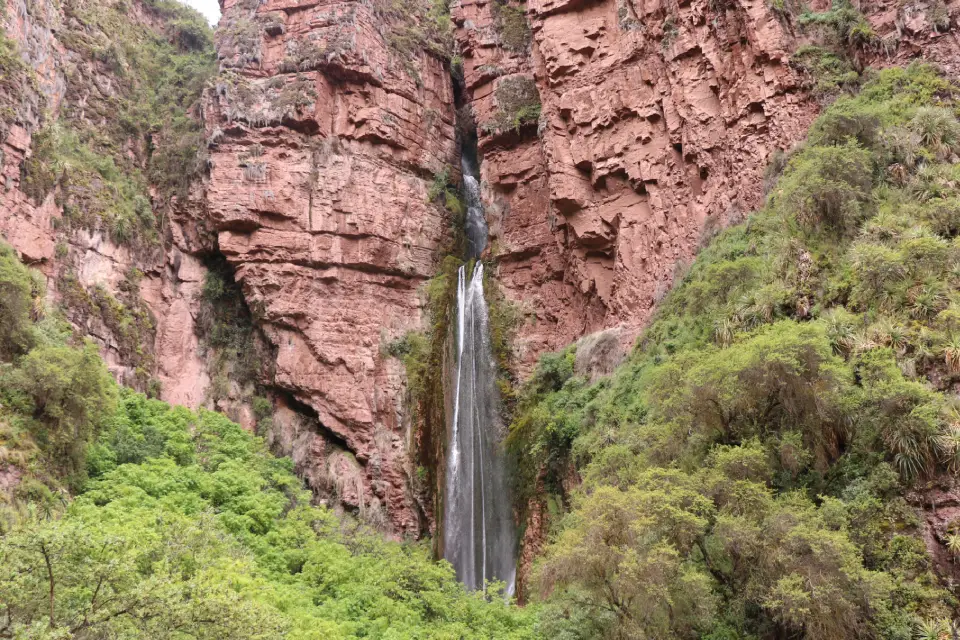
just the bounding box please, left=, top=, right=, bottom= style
left=205, top=0, right=457, bottom=536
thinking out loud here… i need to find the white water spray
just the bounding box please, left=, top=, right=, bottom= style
left=443, top=157, right=516, bottom=595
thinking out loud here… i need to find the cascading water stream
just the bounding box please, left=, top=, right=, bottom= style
left=442, top=156, right=517, bottom=595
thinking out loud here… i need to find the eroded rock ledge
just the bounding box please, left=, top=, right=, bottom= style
left=455, top=0, right=960, bottom=375
left=204, top=0, right=458, bottom=537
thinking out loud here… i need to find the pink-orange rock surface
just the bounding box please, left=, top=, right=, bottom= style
left=204, top=0, right=458, bottom=536
left=0, top=0, right=213, bottom=402
left=454, top=0, right=960, bottom=374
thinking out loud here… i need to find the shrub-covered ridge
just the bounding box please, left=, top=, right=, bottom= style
left=514, top=64, right=960, bottom=639
left=0, top=240, right=534, bottom=639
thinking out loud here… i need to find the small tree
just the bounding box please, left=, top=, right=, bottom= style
left=0, top=241, right=35, bottom=359
left=13, top=341, right=117, bottom=478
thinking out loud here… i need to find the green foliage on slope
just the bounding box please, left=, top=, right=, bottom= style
left=1, top=392, right=536, bottom=638
left=513, top=64, right=960, bottom=639
left=0, top=240, right=536, bottom=639
left=21, top=0, right=215, bottom=246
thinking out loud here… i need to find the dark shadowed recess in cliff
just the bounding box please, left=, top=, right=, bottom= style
left=195, top=250, right=274, bottom=405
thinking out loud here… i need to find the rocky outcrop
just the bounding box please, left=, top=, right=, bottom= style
left=910, top=480, right=960, bottom=587
left=204, top=0, right=458, bottom=536
left=454, top=0, right=960, bottom=373
left=0, top=0, right=214, bottom=401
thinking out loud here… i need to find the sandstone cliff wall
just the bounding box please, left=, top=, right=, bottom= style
left=455, top=0, right=960, bottom=375
left=0, top=0, right=215, bottom=405
left=204, top=0, right=458, bottom=536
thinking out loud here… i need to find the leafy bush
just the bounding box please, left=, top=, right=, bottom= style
left=513, top=65, right=960, bottom=639
left=798, top=0, right=878, bottom=49
left=8, top=341, right=117, bottom=479
left=1, top=390, right=536, bottom=638
left=772, top=142, right=874, bottom=233
left=0, top=242, right=35, bottom=358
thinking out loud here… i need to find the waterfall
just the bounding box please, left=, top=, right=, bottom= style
left=443, top=157, right=517, bottom=595
left=461, top=154, right=488, bottom=259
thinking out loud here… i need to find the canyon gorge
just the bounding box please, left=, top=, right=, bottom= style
left=3, top=0, right=960, bottom=604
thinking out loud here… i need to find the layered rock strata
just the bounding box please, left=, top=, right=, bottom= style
left=454, top=0, right=960, bottom=374
left=204, top=0, right=458, bottom=536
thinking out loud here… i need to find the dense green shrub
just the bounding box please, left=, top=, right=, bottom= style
left=515, top=64, right=960, bottom=639
left=772, top=142, right=874, bottom=233
left=798, top=0, right=878, bottom=49
left=8, top=342, right=117, bottom=479
left=0, top=242, right=35, bottom=358
left=0, top=392, right=535, bottom=638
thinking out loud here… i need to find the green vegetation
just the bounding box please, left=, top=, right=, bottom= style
left=428, top=166, right=467, bottom=225
left=0, top=240, right=117, bottom=488
left=384, top=255, right=462, bottom=523
left=21, top=0, right=215, bottom=245
left=783, top=0, right=890, bottom=100
left=513, top=64, right=960, bottom=638
left=0, top=238, right=535, bottom=639
left=0, top=31, right=42, bottom=126
left=0, top=393, right=536, bottom=638
left=0, top=243, right=37, bottom=359
left=480, top=75, right=542, bottom=136
left=662, top=15, right=679, bottom=49
left=196, top=255, right=269, bottom=405
left=483, top=262, right=524, bottom=413
left=798, top=0, right=879, bottom=50
left=791, top=45, right=860, bottom=98
left=378, top=0, right=456, bottom=62
left=493, top=1, right=531, bottom=52
left=57, top=269, right=157, bottom=390
left=24, top=124, right=159, bottom=246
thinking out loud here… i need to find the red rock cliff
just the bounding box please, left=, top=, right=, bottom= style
left=454, top=0, right=960, bottom=373
left=0, top=0, right=214, bottom=406
left=204, top=0, right=458, bottom=536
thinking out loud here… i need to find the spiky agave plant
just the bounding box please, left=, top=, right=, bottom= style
left=822, top=308, right=857, bottom=355
left=936, top=424, right=960, bottom=475
left=713, top=318, right=735, bottom=348
left=914, top=617, right=949, bottom=640
left=943, top=334, right=960, bottom=374
left=910, top=281, right=950, bottom=320
left=947, top=534, right=960, bottom=557
left=911, top=106, right=960, bottom=161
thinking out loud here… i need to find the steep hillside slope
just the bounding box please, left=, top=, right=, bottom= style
left=512, top=65, right=960, bottom=638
